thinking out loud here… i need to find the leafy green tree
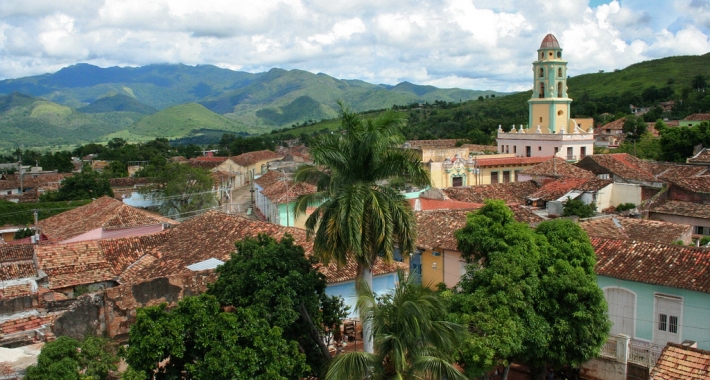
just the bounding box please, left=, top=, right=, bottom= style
left=615, top=132, right=661, bottom=160
left=451, top=201, right=609, bottom=379
left=623, top=115, right=648, bottom=142
left=13, top=227, right=34, bottom=239
left=208, top=234, right=348, bottom=371
left=139, top=162, right=216, bottom=218
left=293, top=103, right=430, bottom=353
left=562, top=197, right=596, bottom=218
left=659, top=125, right=697, bottom=162
left=104, top=161, right=128, bottom=178
left=40, top=168, right=113, bottom=201
left=125, top=294, right=309, bottom=380
left=325, top=271, right=466, bottom=380
left=39, top=151, right=74, bottom=173
left=692, top=74, right=707, bottom=92
left=25, top=336, right=118, bottom=380
left=107, top=137, right=127, bottom=150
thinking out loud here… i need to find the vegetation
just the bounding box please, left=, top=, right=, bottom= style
left=293, top=103, right=430, bottom=353
left=0, top=199, right=91, bottom=225
left=207, top=234, right=349, bottom=372
left=137, top=161, right=216, bottom=218
left=125, top=294, right=309, bottom=380
left=451, top=201, right=610, bottom=379
left=25, top=336, right=118, bottom=380
left=562, top=197, right=597, bottom=218
left=324, top=271, right=466, bottom=380
left=615, top=202, right=636, bottom=212
left=40, top=168, right=113, bottom=201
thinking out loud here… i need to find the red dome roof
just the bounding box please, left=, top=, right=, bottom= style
left=540, top=34, right=560, bottom=49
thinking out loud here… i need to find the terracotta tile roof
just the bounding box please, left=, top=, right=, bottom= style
left=0, top=243, right=34, bottom=262
left=684, top=113, right=710, bottom=121
left=117, top=253, right=158, bottom=284
left=644, top=162, right=710, bottom=181
left=414, top=207, right=543, bottom=251
left=187, top=158, right=224, bottom=170
left=651, top=200, right=710, bottom=219
left=528, top=177, right=590, bottom=201
left=578, top=153, right=658, bottom=182
left=669, top=177, right=710, bottom=193
left=458, top=144, right=497, bottom=152
left=0, top=173, right=71, bottom=191
left=443, top=181, right=540, bottom=204
left=405, top=139, right=459, bottom=148
left=0, top=260, right=37, bottom=281
left=320, top=259, right=408, bottom=284
left=592, top=237, right=710, bottom=294
left=261, top=181, right=317, bottom=204
left=36, top=196, right=178, bottom=240
left=688, top=148, right=710, bottom=164
left=475, top=156, right=551, bottom=167
left=254, top=170, right=289, bottom=188
left=520, top=157, right=595, bottom=179
left=409, top=198, right=483, bottom=211
left=650, top=343, right=710, bottom=380
left=98, top=233, right=171, bottom=275
left=0, top=283, right=33, bottom=298
left=231, top=150, right=282, bottom=167
left=580, top=217, right=691, bottom=244
left=108, top=177, right=151, bottom=187
left=35, top=241, right=115, bottom=290
left=575, top=178, right=613, bottom=192
left=599, top=117, right=626, bottom=132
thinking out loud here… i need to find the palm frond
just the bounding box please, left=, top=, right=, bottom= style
left=324, top=352, right=382, bottom=380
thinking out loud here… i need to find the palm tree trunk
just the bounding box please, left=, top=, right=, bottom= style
left=502, top=364, right=510, bottom=380
left=362, top=266, right=374, bottom=354
left=298, top=302, right=332, bottom=360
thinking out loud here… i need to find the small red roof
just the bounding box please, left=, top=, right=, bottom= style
left=540, top=34, right=560, bottom=49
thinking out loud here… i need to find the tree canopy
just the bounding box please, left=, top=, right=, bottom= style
left=126, top=294, right=309, bottom=380
left=138, top=161, right=216, bottom=218
left=40, top=167, right=113, bottom=201
left=25, top=336, right=118, bottom=380
left=450, top=201, right=609, bottom=378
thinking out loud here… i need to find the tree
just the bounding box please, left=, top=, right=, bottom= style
left=324, top=271, right=466, bottom=380
left=562, top=197, right=596, bottom=218
left=107, top=137, right=127, bottom=150
left=39, top=151, right=73, bottom=173
left=293, top=103, right=430, bottom=353
left=25, top=336, right=118, bottom=380
left=105, top=160, right=128, bottom=178
left=139, top=162, right=216, bottom=218
left=451, top=201, right=609, bottom=379
left=622, top=114, right=648, bottom=143
left=692, top=74, right=707, bottom=92
left=125, top=294, right=309, bottom=380
left=40, top=167, right=113, bottom=201
left=208, top=234, right=348, bottom=372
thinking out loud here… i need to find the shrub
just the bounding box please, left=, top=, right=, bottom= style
left=615, top=203, right=636, bottom=212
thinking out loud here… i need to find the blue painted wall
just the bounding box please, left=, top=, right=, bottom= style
left=598, top=275, right=710, bottom=350
left=326, top=273, right=398, bottom=317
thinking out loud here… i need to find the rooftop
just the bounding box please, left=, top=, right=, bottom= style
left=519, top=157, right=595, bottom=179
left=687, top=148, right=710, bottom=164
left=577, top=153, right=658, bottom=183
left=669, top=176, right=710, bottom=193
left=580, top=217, right=691, bottom=244
left=231, top=150, right=283, bottom=167
left=444, top=181, right=540, bottom=204
left=592, top=237, right=710, bottom=294
left=540, top=33, right=560, bottom=49
left=683, top=113, right=710, bottom=121
left=475, top=156, right=551, bottom=167
left=528, top=177, right=608, bottom=202
left=651, top=200, right=710, bottom=219
left=649, top=343, right=710, bottom=380
left=261, top=181, right=317, bottom=204
left=254, top=169, right=289, bottom=189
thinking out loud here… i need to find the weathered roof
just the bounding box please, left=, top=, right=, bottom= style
left=98, top=233, right=171, bottom=275
left=580, top=217, right=691, bottom=244
left=0, top=173, right=71, bottom=192
left=475, top=156, right=550, bottom=167
left=254, top=170, right=289, bottom=188
left=0, top=243, right=38, bottom=282
left=687, top=148, right=710, bottom=164
left=36, top=196, right=178, bottom=240
left=684, top=113, right=710, bottom=121
left=669, top=176, right=710, bottom=193
left=598, top=117, right=626, bottom=132
left=592, top=237, right=710, bottom=294
left=539, top=34, right=560, bottom=49
left=415, top=206, right=544, bottom=251
left=644, top=162, right=710, bottom=181
left=405, top=139, right=459, bottom=148
left=651, top=200, right=710, bottom=219
left=409, top=198, right=483, bottom=211
left=108, top=177, right=151, bottom=187
left=520, top=157, right=595, bottom=179
left=231, top=150, right=282, bottom=167
left=35, top=241, right=115, bottom=290
left=577, top=153, right=658, bottom=182
left=0, top=243, right=34, bottom=262
left=261, top=181, right=317, bottom=204
left=650, top=343, right=710, bottom=380
left=443, top=181, right=540, bottom=204
left=528, top=177, right=594, bottom=202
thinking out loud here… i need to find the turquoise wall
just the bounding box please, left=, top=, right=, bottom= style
left=326, top=273, right=398, bottom=317
left=597, top=276, right=710, bottom=350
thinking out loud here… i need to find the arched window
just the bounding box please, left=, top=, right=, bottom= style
left=557, top=82, right=563, bottom=98
left=558, top=68, right=562, bottom=77
left=541, top=52, right=544, bottom=59
left=557, top=51, right=561, bottom=58
left=539, top=82, right=545, bottom=98
left=539, top=68, right=544, bottom=77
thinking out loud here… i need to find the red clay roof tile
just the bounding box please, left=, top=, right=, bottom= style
left=650, top=343, right=710, bottom=380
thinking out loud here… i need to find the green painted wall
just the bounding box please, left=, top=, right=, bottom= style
left=597, top=275, right=710, bottom=350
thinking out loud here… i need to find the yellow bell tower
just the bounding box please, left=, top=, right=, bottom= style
left=529, top=34, right=571, bottom=134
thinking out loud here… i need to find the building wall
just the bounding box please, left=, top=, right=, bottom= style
left=428, top=159, right=544, bottom=189
left=325, top=273, right=398, bottom=317
left=594, top=184, right=614, bottom=210
left=649, top=213, right=710, bottom=233
left=609, top=183, right=642, bottom=207
left=668, top=185, right=710, bottom=204
left=414, top=248, right=465, bottom=289
left=597, top=276, right=710, bottom=350
left=496, top=133, right=594, bottom=161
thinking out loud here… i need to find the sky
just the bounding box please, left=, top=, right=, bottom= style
left=0, top=0, right=709, bottom=92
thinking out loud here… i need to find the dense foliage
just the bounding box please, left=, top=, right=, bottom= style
left=25, top=336, right=118, bottom=380
left=562, top=197, right=596, bottom=218
left=40, top=168, right=113, bottom=201
left=451, top=201, right=610, bottom=378
left=0, top=199, right=91, bottom=225
left=137, top=161, right=216, bottom=218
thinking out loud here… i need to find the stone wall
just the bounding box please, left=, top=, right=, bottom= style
left=104, top=271, right=217, bottom=340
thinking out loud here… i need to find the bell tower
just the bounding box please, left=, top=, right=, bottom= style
left=528, top=34, right=571, bottom=134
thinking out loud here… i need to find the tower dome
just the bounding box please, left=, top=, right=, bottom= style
left=540, top=34, right=560, bottom=49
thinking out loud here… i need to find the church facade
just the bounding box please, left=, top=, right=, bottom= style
left=496, top=34, right=594, bottom=162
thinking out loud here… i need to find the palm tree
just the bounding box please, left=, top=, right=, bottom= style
left=324, top=271, right=467, bottom=380
left=293, top=103, right=430, bottom=353
left=692, top=74, right=707, bottom=92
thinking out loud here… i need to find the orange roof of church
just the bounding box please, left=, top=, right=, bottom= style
left=540, top=34, right=560, bottom=49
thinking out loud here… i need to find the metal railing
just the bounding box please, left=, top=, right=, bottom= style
left=600, top=336, right=617, bottom=358
left=628, top=340, right=663, bottom=368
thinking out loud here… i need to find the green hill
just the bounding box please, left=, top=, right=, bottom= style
left=77, top=94, right=158, bottom=114
left=110, top=103, right=248, bottom=141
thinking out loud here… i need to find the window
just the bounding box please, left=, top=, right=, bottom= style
left=503, top=171, right=511, bottom=183
left=513, top=146, right=517, bottom=154
left=539, top=68, right=544, bottom=77
left=452, top=176, right=463, bottom=187
left=558, top=110, right=563, bottom=116
left=514, top=170, right=520, bottom=181
left=539, top=82, right=545, bottom=98
left=554, top=147, right=559, bottom=154
left=540, top=52, right=544, bottom=59
left=557, top=51, right=561, bottom=58
left=538, top=146, right=542, bottom=151
left=539, top=116, right=543, bottom=123
left=505, top=145, right=509, bottom=154
left=549, top=52, right=553, bottom=57
left=658, top=313, right=667, bottom=331
left=557, top=82, right=562, bottom=98
left=580, top=147, right=587, bottom=158
left=526, top=146, right=531, bottom=157
left=654, top=295, right=682, bottom=346
left=491, top=172, right=499, bottom=184
left=669, top=316, right=678, bottom=333
left=696, top=226, right=706, bottom=235
left=558, top=67, right=562, bottom=77
left=567, top=147, right=574, bottom=160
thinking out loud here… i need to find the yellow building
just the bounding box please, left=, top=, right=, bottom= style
left=496, top=34, right=594, bottom=162
left=427, top=153, right=551, bottom=188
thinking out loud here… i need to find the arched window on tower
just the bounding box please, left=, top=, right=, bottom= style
left=558, top=68, right=562, bottom=77
left=557, top=82, right=562, bottom=98
left=541, top=52, right=544, bottom=59
left=539, top=68, right=544, bottom=78
left=557, top=51, right=561, bottom=58
left=539, top=82, right=545, bottom=98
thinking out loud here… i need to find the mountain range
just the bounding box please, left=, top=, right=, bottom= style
left=0, top=64, right=500, bottom=149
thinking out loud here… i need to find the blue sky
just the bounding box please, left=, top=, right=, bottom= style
left=0, top=0, right=708, bottom=92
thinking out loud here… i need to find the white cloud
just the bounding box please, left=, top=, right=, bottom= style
left=0, top=0, right=709, bottom=92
